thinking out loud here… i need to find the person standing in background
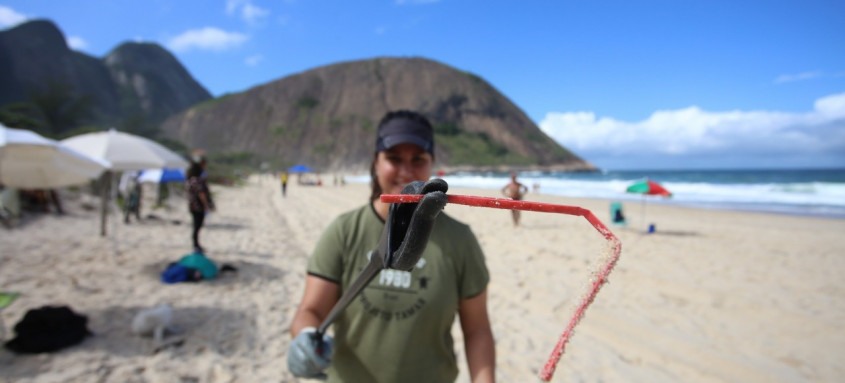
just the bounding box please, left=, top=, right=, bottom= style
left=280, top=171, right=288, bottom=197
left=186, top=153, right=214, bottom=253
left=501, top=171, right=528, bottom=227
left=123, top=172, right=142, bottom=223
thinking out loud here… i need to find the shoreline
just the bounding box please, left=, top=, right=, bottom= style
left=662, top=200, right=845, bottom=220
left=340, top=175, right=845, bottom=221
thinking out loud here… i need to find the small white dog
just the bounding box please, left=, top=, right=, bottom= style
left=131, top=304, right=174, bottom=343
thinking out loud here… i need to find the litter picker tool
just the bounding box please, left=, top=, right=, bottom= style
left=381, top=193, right=622, bottom=382
left=312, top=180, right=448, bottom=350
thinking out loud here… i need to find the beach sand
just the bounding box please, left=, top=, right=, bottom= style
left=1, top=175, right=843, bottom=382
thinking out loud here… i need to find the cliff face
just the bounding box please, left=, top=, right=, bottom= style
left=104, top=42, right=212, bottom=124
left=161, top=57, right=596, bottom=172
left=0, top=20, right=211, bottom=131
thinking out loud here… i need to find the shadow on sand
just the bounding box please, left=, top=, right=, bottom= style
left=630, top=228, right=700, bottom=237
left=204, top=222, right=249, bottom=231
left=0, top=305, right=253, bottom=381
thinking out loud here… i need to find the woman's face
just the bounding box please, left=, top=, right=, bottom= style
left=374, top=143, right=433, bottom=196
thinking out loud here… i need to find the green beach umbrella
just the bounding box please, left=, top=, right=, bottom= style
left=626, top=179, right=672, bottom=197
left=626, top=179, right=672, bottom=230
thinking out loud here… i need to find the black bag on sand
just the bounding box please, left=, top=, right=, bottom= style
left=5, top=305, right=92, bottom=354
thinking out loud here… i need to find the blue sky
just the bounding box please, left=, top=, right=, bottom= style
left=1, top=1, right=844, bottom=170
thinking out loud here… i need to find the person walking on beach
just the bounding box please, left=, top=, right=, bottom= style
left=280, top=171, right=288, bottom=197
left=122, top=172, right=142, bottom=224
left=186, top=153, right=214, bottom=253
left=501, top=171, right=528, bottom=226
left=288, top=110, right=495, bottom=382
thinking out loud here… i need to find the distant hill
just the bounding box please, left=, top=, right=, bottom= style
left=0, top=19, right=211, bottom=135
left=161, top=57, right=596, bottom=172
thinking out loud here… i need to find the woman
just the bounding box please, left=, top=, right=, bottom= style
left=288, top=110, right=495, bottom=382
left=186, top=155, right=214, bottom=253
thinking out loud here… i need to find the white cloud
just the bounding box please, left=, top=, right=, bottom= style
left=66, top=36, right=88, bottom=50
left=226, top=0, right=245, bottom=14
left=227, top=0, right=270, bottom=25
left=244, top=54, right=263, bottom=67
left=375, top=26, right=387, bottom=35
left=540, top=92, right=845, bottom=169
left=0, top=5, right=28, bottom=28
left=242, top=3, right=270, bottom=24
left=814, top=93, right=845, bottom=119
left=167, top=27, right=248, bottom=52
left=775, top=71, right=822, bottom=84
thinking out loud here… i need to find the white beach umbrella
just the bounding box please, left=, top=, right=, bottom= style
left=0, top=124, right=108, bottom=189
left=61, top=128, right=188, bottom=171
left=61, top=129, right=189, bottom=236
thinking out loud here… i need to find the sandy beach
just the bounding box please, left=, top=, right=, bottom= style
left=1, top=175, right=844, bottom=382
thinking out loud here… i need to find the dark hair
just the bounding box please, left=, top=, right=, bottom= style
left=369, top=110, right=434, bottom=202
left=369, top=154, right=380, bottom=202
left=186, top=162, right=203, bottom=179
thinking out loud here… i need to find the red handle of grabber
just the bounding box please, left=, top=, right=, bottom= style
left=380, top=193, right=623, bottom=382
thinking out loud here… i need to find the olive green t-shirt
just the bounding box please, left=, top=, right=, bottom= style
left=308, top=204, right=489, bottom=383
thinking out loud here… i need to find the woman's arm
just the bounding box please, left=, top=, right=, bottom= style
left=198, top=192, right=212, bottom=211
left=202, top=180, right=215, bottom=210
left=459, top=289, right=496, bottom=383
left=290, top=275, right=341, bottom=336
left=501, top=184, right=511, bottom=197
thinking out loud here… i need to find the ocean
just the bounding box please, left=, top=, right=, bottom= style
left=348, top=168, right=845, bottom=219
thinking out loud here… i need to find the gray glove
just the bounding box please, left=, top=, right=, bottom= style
left=385, top=178, right=448, bottom=271
left=287, top=327, right=334, bottom=380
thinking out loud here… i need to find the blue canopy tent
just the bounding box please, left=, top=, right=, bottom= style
left=136, top=168, right=187, bottom=208
left=288, top=164, right=313, bottom=174
left=138, top=168, right=186, bottom=184
left=287, top=164, right=323, bottom=186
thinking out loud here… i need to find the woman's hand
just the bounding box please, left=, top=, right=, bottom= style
left=288, top=327, right=334, bottom=379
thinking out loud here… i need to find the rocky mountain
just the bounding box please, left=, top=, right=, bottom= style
left=161, top=57, right=596, bottom=172
left=1, top=20, right=594, bottom=172
left=104, top=42, right=211, bottom=125
left=0, top=19, right=211, bottom=133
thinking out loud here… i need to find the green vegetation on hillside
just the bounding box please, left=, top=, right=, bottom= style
left=195, top=94, right=233, bottom=111
left=434, top=122, right=460, bottom=136
left=329, top=118, right=344, bottom=131
left=297, top=96, right=319, bottom=109
left=0, top=81, right=92, bottom=138
left=206, top=151, right=256, bottom=185
left=433, top=123, right=532, bottom=166
left=270, top=124, right=303, bottom=141
left=0, top=102, right=42, bottom=131
left=312, top=143, right=332, bottom=156
left=357, top=115, right=375, bottom=133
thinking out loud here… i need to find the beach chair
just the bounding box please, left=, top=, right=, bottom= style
left=610, top=201, right=627, bottom=226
